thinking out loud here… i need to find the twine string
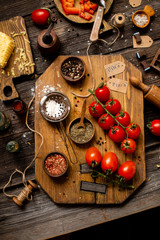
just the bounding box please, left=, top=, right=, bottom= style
left=3, top=94, right=44, bottom=200
left=71, top=14, right=120, bottom=98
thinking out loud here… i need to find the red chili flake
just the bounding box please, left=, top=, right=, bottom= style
left=45, top=154, right=67, bottom=176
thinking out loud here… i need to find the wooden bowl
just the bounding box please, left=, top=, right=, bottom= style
left=132, top=5, right=155, bottom=28
left=60, top=56, right=86, bottom=82
left=43, top=152, right=69, bottom=178
left=68, top=117, right=95, bottom=144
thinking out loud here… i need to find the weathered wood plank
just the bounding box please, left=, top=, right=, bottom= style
left=0, top=0, right=160, bottom=238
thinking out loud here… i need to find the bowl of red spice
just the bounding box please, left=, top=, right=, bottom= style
left=60, top=56, right=86, bottom=82
left=43, top=152, right=69, bottom=178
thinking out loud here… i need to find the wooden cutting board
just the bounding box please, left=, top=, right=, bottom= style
left=0, top=16, right=34, bottom=101
left=54, top=0, right=113, bottom=33
left=35, top=55, right=145, bottom=204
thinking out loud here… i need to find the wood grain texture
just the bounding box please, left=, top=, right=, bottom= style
left=0, top=0, right=160, bottom=239
left=0, top=16, right=34, bottom=100
left=35, top=54, right=145, bottom=204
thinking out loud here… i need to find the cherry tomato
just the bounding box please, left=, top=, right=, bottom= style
left=101, top=152, right=119, bottom=173
left=121, top=138, right=136, bottom=154
left=126, top=123, right=141, bottom=139
left=89, top=101, right=105, bottom=118
left=85, top=147, right=102, bottom=167
left=95, top=84, right=110, bottom=103
left=118, top=161, right=136, bottom=181
left=105, top=99, right=121, bottom=115
left=98, top=113, right=115, bottom=130
left=147, top=119, right=160, bottom=136
left=115, top=111, right=130, bottom=127
left=108, top=126, right=126, bottom=143
left=31, top=9, right=50, bottom=26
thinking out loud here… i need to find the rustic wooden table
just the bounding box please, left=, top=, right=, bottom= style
left=0, top=0, right=160, bottom=239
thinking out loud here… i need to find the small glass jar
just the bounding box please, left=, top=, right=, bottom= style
left=0, top=111, right=11, bottom=131
left=13, top=99, right=27, bottom=115
left=6, top=140, right=20, bottom=153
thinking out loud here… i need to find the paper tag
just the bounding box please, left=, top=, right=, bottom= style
left=129, top=0, right=142, bottom=8
left=133, top=36, right=153, bottom=48
left=107, top=78, right=128, bottom=94
left=104, top=61, right=125, bottom=77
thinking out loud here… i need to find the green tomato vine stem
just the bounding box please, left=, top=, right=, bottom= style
left=88, top=88, right=128, bottom=137
left=92, top=169, right=134, bottom=189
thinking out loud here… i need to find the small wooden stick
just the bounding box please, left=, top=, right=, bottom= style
left=77, top=99, right=86, bottom=129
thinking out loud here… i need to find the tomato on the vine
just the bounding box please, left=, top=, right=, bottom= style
left=115, top=111, right=130, bottom=127
left=147, top=119, right=160, bottom=136
left=85, top=147, right=102, bottom=167
left=101, top=152, right=119, bottom=173
left=121, top=138, right=136, bottom=154
left=118, top=161, right=136, bottom=181
left=108, top=126, right=126, bottom=143
left=95, top=84, right=110, bottom=103
left=105, top=99, right=121, bottom=115
left=126, top=123, right=141, bottom=139
left=98, top=113, right=115, bottom=130
left=31, top=9, right=50, bottom=26
left=89, top=101, right=105, bottom=118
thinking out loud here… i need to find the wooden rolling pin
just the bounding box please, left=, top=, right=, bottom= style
left=129, top=76, right=160, bottom=109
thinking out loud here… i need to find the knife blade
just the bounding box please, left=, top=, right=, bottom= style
left=90, top=0, right=106, bottom=42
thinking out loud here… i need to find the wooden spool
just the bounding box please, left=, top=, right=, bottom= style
left=12, top=180, right=38, bottom=207
left=113, top=13, right=126, bottom=28
left=129, top=76, right=160, bottom=109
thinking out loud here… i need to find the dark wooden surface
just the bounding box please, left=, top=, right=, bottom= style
left=0, top=0, right=160, bottom=239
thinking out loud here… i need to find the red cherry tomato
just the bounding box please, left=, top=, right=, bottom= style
left=108, top=126, right=126, bottom=143
left=95, top=85, right=110, bottom=103
left=115, top=111, right=130, bottom=127
left=118, top=161, right=136, bottom=181
left=121, top=138, right=136, bottom=154
left=31, top=9, right=50, bottom=26
left=101, top=152, right=119, bottom=173
left=105, top=99, right=121, bottom=115
left=89, top=101, right=105, bottom=118
left=147, top=119, right=160, bottom=136
left=98, top=113, right=115, bottom=130
left=85, top=147, right=102, bottom=167
left=126, top=123, right=141, bottom=139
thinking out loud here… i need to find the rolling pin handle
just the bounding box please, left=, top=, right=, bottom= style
left=129, top=76, right=150, bottom=94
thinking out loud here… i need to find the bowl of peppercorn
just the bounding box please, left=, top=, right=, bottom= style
left=43, top=151, right=69, bottom=178
left=60, top=56, right=86, bottom=82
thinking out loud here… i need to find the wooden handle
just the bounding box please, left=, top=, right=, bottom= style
left=78, top=99, right=86, bottom=128
left=143, top=5, right=155, bottom=17
left=90, top=6, right=104, bottom=42
left=144, top=85, right=160, bottom=109
left=133, top=32, right=142, bottom=44
left=129, top=76, right=150, bottom=94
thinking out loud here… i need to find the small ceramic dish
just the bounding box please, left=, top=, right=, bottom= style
left=68, top=117, right=95, bottom=144
left=132, top=5, right=155, bottom=28
left=43, top=152, right=69, bottom=178
left=39, top=91, right=71, bottom=123
left=60, top=56, right=86, bottom=82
